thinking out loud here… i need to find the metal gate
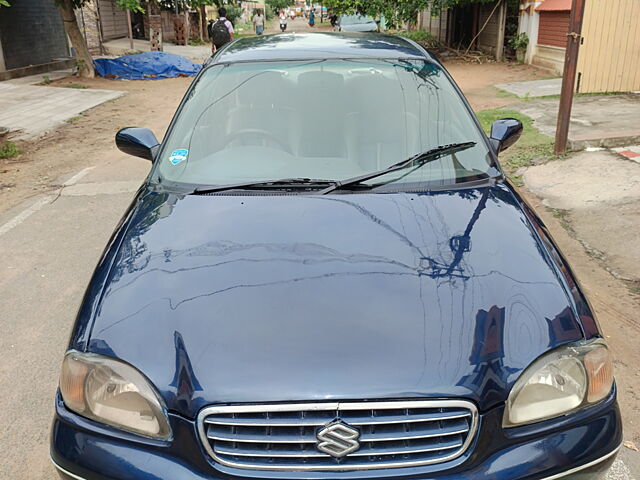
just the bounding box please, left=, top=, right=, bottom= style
left=98, top=0, right=128, bottom=40
left=576, top=0, right=640, bottom=93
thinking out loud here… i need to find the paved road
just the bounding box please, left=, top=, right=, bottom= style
left=265, top=13, right=334, bottom=34
left=0, top=158, right=149, bottom=479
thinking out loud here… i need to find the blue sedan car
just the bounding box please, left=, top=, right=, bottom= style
left=51, top=33, right=621, bottom=480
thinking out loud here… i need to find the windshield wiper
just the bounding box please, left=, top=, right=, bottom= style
left=191, top=178, right=337, bottom=194
left=318, top=142, right=477, bottom=195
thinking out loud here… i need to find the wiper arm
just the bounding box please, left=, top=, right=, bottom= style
left=318, top=142, right=477, bottom=195
left=191, top=178, right=337, bottom=194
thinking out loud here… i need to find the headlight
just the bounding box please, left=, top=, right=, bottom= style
left=59, top=350, right=172, bottom=439
left=504, top=339, right=613, bottom=427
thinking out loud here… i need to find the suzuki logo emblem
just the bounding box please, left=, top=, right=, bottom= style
left=316, top=421, right=360, bottom=458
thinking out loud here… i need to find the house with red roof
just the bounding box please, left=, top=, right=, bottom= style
left=518, top=0, right=572, bottom=73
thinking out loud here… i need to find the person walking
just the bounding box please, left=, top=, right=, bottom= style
left=308, top=9, right=315, bottom=27
left=252, top=9, right=265, bottom=36
left=210, top=7, right=234, bottom=53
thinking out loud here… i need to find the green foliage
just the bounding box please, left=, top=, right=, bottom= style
left=397, top=29, right=439, bottom=48
left=116, top=0, right=145, bottom=13
left=266, top=0, right=294, bottom=12
left=224, top=5, right=243, bottom=23
left=0, top=141, right=20, bottom=159
left=508, top=32, right=529, bottom=51
left=476, top=108, right=555, bottom=185
left=0, top=0, right=10, bottom=7
left=323, top=0, right=501, bottom=26
left=158, top=0, right=218, bottom=11
left=65, top=83, right=89, bottom=89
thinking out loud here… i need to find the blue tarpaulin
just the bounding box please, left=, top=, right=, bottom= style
left=94, top=51, right=202, bottom=80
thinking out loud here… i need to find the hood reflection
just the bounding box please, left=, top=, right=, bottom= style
left=86, top=185, right=585, bottom=416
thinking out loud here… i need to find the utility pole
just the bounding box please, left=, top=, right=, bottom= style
left=554, top=0, right=586, bottom=155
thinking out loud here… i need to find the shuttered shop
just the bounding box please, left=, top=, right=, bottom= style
left=537, top=11, right=570, bottom=47
left=98, top=0, right=128, bottom=40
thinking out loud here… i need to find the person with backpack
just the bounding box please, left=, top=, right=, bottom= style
left=210, top=7, right=234, bottom=53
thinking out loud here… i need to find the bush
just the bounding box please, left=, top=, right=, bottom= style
left=397, top=30, right=439, bottom=49
left=0, top=141, right=21, bottom=159
left=508, top=32, right=529, bottom=51
left=225, top=5, right=243, bottom=25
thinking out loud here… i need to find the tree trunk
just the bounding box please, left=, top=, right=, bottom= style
left=200, top=5, right=207, bottom=42
left=58, top=0, right=95, bottom=78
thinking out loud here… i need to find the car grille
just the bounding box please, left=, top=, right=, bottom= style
left=197, top=400, right=478, bottom=471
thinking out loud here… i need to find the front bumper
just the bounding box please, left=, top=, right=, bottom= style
left=51, top=391, right=622, bottom=480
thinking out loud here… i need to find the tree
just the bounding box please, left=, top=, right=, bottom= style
left=116, top=0, right=144, bottom=12
left=323, top=0, right=496, bottom=29
left=322, top=0, right=432, bottom=27
left=60, top=0, right=144, bottom=78
left=266, top=0, right=295, bottom=14
left=57, top=0, right=97, bottom=77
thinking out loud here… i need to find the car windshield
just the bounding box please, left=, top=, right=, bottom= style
left=157, top=59, right=493, bottom=189
left=340, top=15, right=376, bottom=25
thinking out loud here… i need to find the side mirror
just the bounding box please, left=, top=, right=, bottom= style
left=116, top=127, right=160, bottom=161
left=490, top=118, right=523, bottom=152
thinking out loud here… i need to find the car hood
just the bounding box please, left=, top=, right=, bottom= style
left=84, top=185, right=585, bottom=418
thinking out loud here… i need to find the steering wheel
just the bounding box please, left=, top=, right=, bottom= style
left=225, top=129, right=291, bottom=152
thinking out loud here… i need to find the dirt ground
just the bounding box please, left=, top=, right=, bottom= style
left=444, top=59, right=552, bottom=110
left=0, top=58, right=638, bottom=458
left=0, top=76, right=192, bottom=216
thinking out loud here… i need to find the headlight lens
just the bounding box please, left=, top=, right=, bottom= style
left=59, top=350, right=172, bottom=439
left=504, top=340, right=613, bottom=427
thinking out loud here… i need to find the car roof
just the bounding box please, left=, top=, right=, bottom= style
left=212, top=33, right=434, bottom=64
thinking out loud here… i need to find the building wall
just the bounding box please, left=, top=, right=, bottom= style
left=77, top=1, right=103, bottom=54
left=0, top=0, right=69, bottom=71
left=531, top=44, right=565, bottom=73
left=518, top=1, right=565, bottom=74
left=419, top=8, right=449, bottom=44
left=98, top=0, right=128, bottom=40
left=476, top=1, right=506, bottom=59
left=517, top=1, right=541, bottom=64
left=477, top=3, right=500, bottom=54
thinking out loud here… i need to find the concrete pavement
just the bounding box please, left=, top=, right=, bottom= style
left=510, top=93, right=640, bottom=150
left=523, top=149, right=640, bottom=282
left=495, top=77, right=562, bottom=98
left=0, top=155, right=148, bottom=479
left=0, top=82, right=124, bottom=140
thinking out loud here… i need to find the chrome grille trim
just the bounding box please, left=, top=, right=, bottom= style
left=197, top=400, right=479, bottom=471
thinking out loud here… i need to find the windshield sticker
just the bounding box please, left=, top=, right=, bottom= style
left=169, top=149, right=188, bottom=165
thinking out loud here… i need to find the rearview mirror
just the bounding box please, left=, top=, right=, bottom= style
left=115, top=127, right=160, bottom=161
left=490, top=118, right=523, bottom=152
